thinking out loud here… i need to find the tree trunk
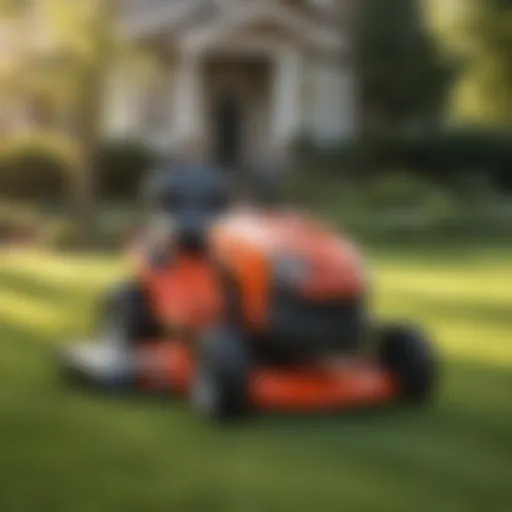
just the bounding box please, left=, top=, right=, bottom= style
left=71, top=0, right=116, bottom=248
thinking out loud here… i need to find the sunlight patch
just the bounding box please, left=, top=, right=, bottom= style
left=0, top=290, right=68, bottom=333
left=0, top=250, right=124, bottom=290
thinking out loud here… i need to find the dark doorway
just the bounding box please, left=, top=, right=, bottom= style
left=214, top=93, right=242, bottom=168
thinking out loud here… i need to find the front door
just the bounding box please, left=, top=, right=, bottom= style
left=214, top=92, right=242, bottom=168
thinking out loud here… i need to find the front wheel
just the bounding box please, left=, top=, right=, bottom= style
left=378, top=323, right=437, bottom=404
left=191, top=326, right=251, bottom=421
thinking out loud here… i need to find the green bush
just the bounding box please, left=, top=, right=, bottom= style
left=0, top=135, right=73, bottom=203
left=294, top=136, right=357, bottom=174
left=285, top=170, right=512, bottom=243
left=93, top=207, right=143, bottom=249
left=39, top=218, right=81, bottom=250
left=96, top=139, right=156, bottom=201
left=0, top=200, right=84, bottom=249
left=297, top=130, right=512, bottom=192
left=0, top=136, right=157, bottom=205
left=405, top=130, right=512, bottom=185
left=357, top=173, right=449, bottom=212
left=0, top=203, right=45, bottom=243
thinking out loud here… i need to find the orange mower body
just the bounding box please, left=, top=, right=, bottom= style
left=60, top=208, right=435, bottom=420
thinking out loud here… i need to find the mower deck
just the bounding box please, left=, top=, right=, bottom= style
left=138, top=342, right=399, bottom=412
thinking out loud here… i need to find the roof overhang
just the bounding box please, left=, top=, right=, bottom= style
left=181, top=3, right=345, bottom=53
left=120, top=0, right=204, bottom=40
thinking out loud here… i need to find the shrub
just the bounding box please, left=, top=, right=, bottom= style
left=406, top=130, right=512, bottom=185
left=294, top=136, right=357, bottom=174
left=96, top=139, right=156, bottom=201
left=0, top=136, right=157, bottom=205
left=297, top=130, right=512, bottom=193
left=285, top=170, right=512, bottom=242
left=39, top=218, right=81, bottom=250
left=358, top=172, right=446, bottom=212
left=0, top=134, right=74, bottom=203
left=0, top=203, right=45, bottom=244
left=93, top=207, right=143, bottom=249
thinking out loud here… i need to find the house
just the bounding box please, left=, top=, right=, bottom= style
left=106, top=0, right=357, bottom=167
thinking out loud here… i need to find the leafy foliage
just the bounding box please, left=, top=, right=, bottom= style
left=0, top=133, right=74, bottom=202
left=97, top=139, right=156, bottom=202
left=354, top=0, right=454, bottom=133
left=441, top=0, right=512, bottom=125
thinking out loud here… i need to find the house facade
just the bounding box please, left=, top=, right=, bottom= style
left=107, top=0, right=357, bottom=166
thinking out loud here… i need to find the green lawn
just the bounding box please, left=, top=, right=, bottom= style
left=0, top=245, right=511, bottom=512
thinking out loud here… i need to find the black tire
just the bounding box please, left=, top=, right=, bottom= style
left=57, top=282, right=158, bottom=392
left=99, top=281, right=161, bottom=346
left=378, top=323, right=437, bottom=404
left=191, top=326, right=251, bottom=421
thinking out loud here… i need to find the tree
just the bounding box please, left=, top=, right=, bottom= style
left=39, top=0, right=119, bottom=245
left=0, top=0, right=33, bottom=135
left=354, top=0, right=454, bottom=135
left=450, top=0, right=512, bottom=125
left=1, top=0, right=120, bottom=244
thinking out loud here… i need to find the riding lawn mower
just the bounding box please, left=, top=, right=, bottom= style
left=58, top=165, right=437, bottom=420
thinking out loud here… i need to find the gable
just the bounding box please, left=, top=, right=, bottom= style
left=180, top=2, right=344, bottom=52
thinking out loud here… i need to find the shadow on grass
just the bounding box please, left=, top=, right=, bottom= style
left=51, top=348, right=512, bottom=441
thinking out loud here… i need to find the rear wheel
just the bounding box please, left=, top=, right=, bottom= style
left=378, top=323, right=437, bottom=404
left=191, top=326, right=251, bottom=421
left=57, top=281, right=161, bottom=391
left=99, top=281, right=161, bottom=346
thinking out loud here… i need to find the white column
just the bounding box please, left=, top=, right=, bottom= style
left=271, top=45, right=302, bottom=149
left=172, top=49, right=204, bottom=156
left=146, top=63, right=174, bottom=154
left=103, top=66, right=140, bottom=138
left=311, top=59, right=356, bottom=143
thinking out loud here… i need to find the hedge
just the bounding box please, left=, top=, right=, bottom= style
left=296, top=129, right=512, bottom=192
left=0, top=134, right=74, bottom=202
left=0, top=136, right=156, bottom=203
left=96, top=139, right=156, bottom=201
